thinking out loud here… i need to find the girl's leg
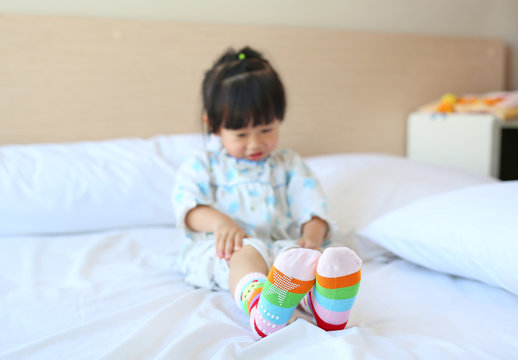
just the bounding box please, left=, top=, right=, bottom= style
left=232, top=245, right=321, bottom=339
left=300, top=247, right=362, bottom=331
left=229, top=245, right=268, bottom=296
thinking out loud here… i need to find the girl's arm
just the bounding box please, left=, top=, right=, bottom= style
left=297, top=216, right=328, bottom=251
left=185, top=205, right=247, bottom=260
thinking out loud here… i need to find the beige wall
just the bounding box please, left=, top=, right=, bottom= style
left=1, top=0, right=517, bottom=90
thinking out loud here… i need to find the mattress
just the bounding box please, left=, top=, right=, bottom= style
left=1, top=227, right=517, bottom=359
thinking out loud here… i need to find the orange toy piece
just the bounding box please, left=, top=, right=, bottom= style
left=436, top=102, right=455, bottom=113
left=435, top=93, right=457, bottom=113
left=482, top=96, right=504, bottom=106
left=457, top=96, right=477, bottom=105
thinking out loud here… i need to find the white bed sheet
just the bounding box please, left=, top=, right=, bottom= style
left=1, top=227, right=517, bottom=360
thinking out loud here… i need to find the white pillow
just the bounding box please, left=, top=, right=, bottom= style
left=0, top=133, right=205, bottom=236
left=305, top=154, right=496, bottom=259
left=357, top=181, right=518, bottom=295
left=0, top=144, right=494, bottom=239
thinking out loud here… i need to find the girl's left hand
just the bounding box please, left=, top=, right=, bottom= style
left=296, top=237, right=323, bottom=251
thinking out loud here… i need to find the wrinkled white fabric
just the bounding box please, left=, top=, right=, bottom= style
left=1, top=227, right=517, bottom=360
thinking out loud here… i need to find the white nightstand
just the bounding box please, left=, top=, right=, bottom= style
left=407, top=112, right=518, bottom=180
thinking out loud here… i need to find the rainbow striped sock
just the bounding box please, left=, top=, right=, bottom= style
left=234, top=272, right=267, bottom=316
left=250, top=248, right=321, bottom=338
left=302, top=247, right=361, bottom=331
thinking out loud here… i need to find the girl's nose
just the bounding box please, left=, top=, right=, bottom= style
left=249, top=134, right=261, bottom=148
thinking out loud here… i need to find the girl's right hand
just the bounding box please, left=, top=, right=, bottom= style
left=214, top=219, right=247, bottom=260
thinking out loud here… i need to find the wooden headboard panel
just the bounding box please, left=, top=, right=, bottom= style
left=0, top=13, right=506, bottom=156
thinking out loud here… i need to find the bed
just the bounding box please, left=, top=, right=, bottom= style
left=1, top=13, right=517, bottom=360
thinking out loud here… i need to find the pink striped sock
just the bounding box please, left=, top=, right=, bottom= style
left=303, top=247, right=362, bottom=331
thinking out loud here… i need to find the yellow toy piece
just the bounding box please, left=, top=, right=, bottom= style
left=435, top=93, right=458, bottom=113
left=439, top=93, right=457, bottom=105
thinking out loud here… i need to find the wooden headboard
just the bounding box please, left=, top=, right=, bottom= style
left=0, top=13, right=506, bottom=156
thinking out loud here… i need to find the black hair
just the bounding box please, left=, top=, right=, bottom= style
left=202, top=46, right=286, bottom=133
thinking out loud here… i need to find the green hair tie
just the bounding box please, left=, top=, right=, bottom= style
left=238, top=53, right=246, bottom=60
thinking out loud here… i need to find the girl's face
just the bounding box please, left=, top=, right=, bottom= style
left=217, top=119, right=280, bottom=161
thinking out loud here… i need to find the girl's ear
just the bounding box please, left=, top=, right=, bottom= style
left=202, top=113, right=220, bottom=134
left=202, top=113, right=209, bottom=125
left=202, top=113, right=214, bottom=133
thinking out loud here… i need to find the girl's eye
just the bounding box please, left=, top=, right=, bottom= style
left=262, top=128, right=272, bottom=133
left=236, top=133, right=247, bottom=138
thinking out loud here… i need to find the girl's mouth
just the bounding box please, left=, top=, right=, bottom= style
left=247, top=152, right=264, bottom=161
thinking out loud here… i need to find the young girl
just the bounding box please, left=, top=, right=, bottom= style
left=172, top=46, right=362, bottom=338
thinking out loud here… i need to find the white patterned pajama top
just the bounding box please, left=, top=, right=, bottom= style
left=172, top=137, right=331, bottom=289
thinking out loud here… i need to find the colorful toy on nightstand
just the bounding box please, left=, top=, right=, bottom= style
left=418, top=91, right=518, bottom=121
left=435, top=93, right=457, bottom=113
